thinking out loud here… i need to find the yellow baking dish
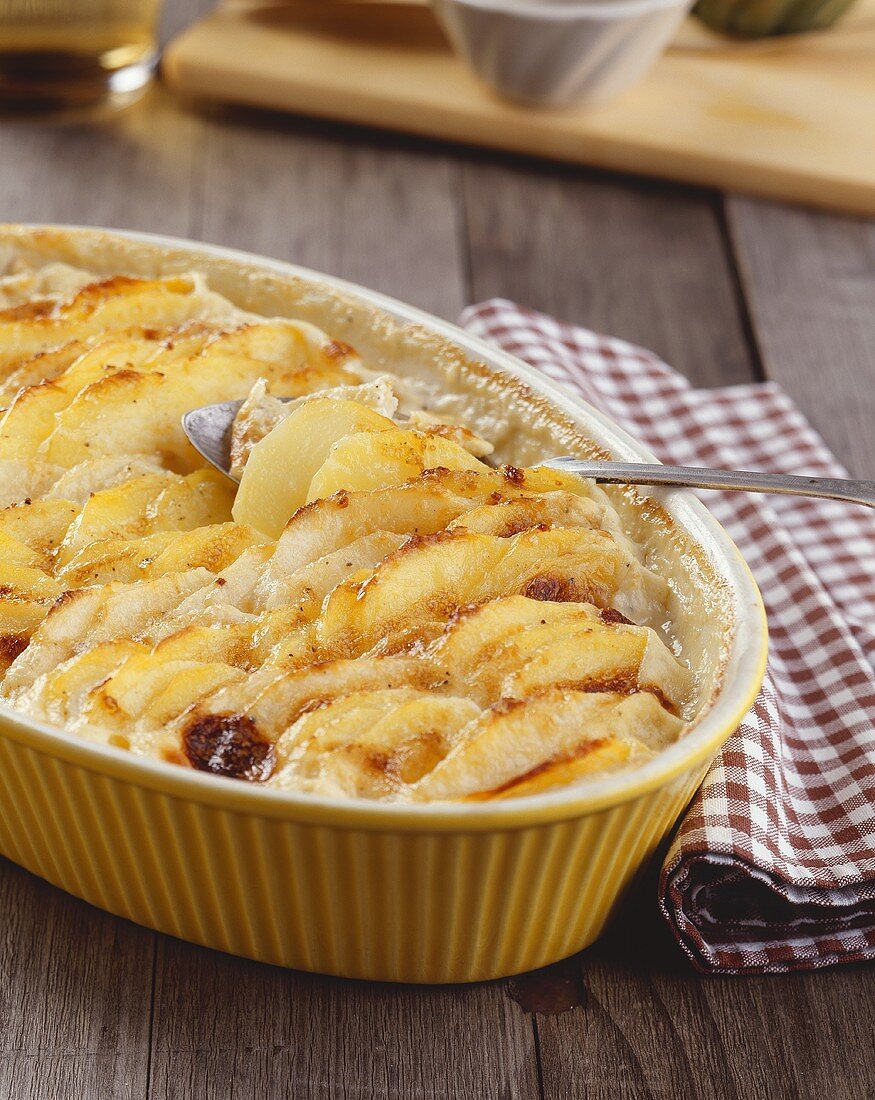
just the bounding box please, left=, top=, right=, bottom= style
left=0, top=225, right=767, bottom=983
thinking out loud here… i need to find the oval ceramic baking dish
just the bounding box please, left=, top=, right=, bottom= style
left=0, top=225, right=767, bottom=983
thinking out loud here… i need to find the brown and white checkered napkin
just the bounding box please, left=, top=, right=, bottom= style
left=460, top=299, right=875, bottom=975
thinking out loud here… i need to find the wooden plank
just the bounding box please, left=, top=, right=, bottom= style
left=162, top=0, right=875, bottom=218
left=462, top=159, right=755, bottom=388
left=198, top=110, right=466, bottom=320
left=518, top=908, right=875, bottom=1100
left=149, top=111, right=537, bottom=1100
left=0, top=866, right=153, bottom=1100
left=521, top=894, right=875, bottom=1100
left=726, top=196, right=875, bottom=477
left=149, top=938, right=539, bottom=1100
left=0, top=87, right=201, bottom=239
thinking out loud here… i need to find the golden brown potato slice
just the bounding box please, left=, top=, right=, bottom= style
left=57, top=469, right=235, bottom=566
left=316, top=526, right=633, bottom=658
left=405, top=411, right=494, bottom=458
left=81, top=653, right=244, bottom=733
left=19, top=639, right=145, bottom=725
left=238, top=654, right=426, bottom=741
left=447, top=492, right=605, bottom=538
left=260, top=469, right=508, bottom=586
left=427, top=595, right=691, bottom=713
left=0, top=561, right=63, bottom=603
left=0, top=340, right=89, bottom=404
left=0, top=498, right=79, bottom=564
left=414, top=690, right=683, bottom=801
left=270, top=688, right=480, bottom=797
left=167, top=655, right=426, bottom=774
left=57, top=522, right=264, bottom=588
left=0, top=561, right=65, bottom=670
left=0, top=336, right=193, bottom=459
left=0, top=531, right=46, bottom=570
left=40, top=331, right=368, bottom=474
left=0, top=275, right=226, bottom=371
left=152, top=619, right=263, bottom=669
left=306, top=428, right=487, bottom=503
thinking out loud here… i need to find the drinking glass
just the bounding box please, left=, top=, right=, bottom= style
left=0, top=0, right=163, bottom=116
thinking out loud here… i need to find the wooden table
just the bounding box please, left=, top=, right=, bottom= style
left=1, top=3, right=873, bottom=1097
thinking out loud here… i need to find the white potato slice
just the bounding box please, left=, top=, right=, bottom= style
left=46, top=454, right=168, bottom=505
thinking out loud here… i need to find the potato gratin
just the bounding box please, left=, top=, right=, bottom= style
left=0, top=265, right=694, bottom=801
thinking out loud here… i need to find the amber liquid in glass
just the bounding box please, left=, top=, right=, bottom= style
left=0, top=0, right=161, bottom=115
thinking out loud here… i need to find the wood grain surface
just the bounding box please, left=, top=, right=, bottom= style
left=0, top=3, right=872, bottom=1096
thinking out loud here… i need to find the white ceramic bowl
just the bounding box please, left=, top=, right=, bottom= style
left=431, top=0, right=693, bottom=106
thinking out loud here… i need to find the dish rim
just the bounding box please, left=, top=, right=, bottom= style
left=0, top=224, right=768, bottom=831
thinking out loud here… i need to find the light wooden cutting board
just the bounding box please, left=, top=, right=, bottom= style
left=164, top=0, right=875, bottom=216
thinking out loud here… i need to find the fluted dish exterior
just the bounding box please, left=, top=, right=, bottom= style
left=0, top=725, right=710, bottom=982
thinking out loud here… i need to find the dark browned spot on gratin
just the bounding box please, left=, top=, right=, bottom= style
left=323, top=339, right=356, bottom=360
left=183, top=713, right=275, bottom=781
left=501, top=464, right=525, bottom=487
left=599, top=606, right=635, bottom=626
left=523, top=575, right=579, bottom=603
left=0, top=633, right=29, bottom=666
left=495, top=519, right=551, bottom=538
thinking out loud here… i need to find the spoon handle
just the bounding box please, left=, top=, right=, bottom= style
left=545, top=459, right=875, bottom=509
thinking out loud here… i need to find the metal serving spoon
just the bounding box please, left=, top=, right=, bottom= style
left=182, top=401, right=875, bottom=509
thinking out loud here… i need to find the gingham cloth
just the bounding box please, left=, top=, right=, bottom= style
left=460, top=299, right=875, bottom=975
